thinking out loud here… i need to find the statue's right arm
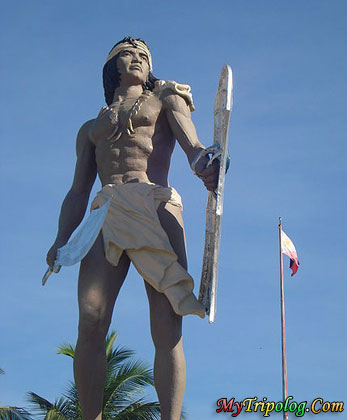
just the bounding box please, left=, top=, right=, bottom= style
left=46, top=120, right=97, bottom=268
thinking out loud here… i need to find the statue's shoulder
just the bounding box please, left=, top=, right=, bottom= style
left=153, top=80, right=195, bottom=112
left=77, top=119, right=97, bottom=147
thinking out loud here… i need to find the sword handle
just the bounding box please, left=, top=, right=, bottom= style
left=190, top=145, right=221, bottom=175
left=42, top=263, right=61, bottom=286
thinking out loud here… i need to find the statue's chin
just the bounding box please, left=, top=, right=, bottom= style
left=120, top=72, right=148, bottom=87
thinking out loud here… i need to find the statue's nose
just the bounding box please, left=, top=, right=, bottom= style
left=132, top=52, right=141, bottom=62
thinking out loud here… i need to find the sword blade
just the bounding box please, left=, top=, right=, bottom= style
left=199, top=65, right=233, bottom=323
left=215, top=65, right=233, bottom=216
left=209, top=65, right=233, bottom=322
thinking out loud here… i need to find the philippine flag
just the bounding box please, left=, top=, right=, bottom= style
left=281, top=230, right=300, bottom=276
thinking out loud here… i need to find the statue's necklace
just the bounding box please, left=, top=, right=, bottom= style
left=106, top=90, right=153, bottom=141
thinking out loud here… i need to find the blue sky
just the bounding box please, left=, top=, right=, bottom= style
left=1, top=1, right=346, bottom=418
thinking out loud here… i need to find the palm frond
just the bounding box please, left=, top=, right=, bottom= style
left=107, top=399, right=161, bottom=420
left=27, top=393, right=74, bottom=420
left=105, top=331, right=118, bottom=357
left=44, top=407, right=67, bottom=420
left=62, top=382, right=81, bottom=420
left=105, top=331, right=135, bottom=373
left=57, top=344, right=75, bottom=359
left=51, top=396, right=76, bottom=419
left=63, top=382, right=79, bottom=404
left=27, top=392, right=53, bottom=414
left=0, top=406, right=32, bottom=420
left=0, top=368, right=5, bottom=375
left=103, top=360, right=154, bottom=411
left=28, top=332, right=161, bottom=419
left=106, top=346, right=135, bottom=377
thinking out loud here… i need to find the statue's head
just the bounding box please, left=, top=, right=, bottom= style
left=103, top=36, right=157, bottom=105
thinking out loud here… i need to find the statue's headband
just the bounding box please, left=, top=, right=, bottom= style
left=106, top=41, right=152, bottom=70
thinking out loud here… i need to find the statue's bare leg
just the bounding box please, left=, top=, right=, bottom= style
left=144, top=202, right=188, bottom=420
left=74, top=233, right=130, bottom=420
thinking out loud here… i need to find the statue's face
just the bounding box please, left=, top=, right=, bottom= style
left=116, top=47, right=150, bottom=85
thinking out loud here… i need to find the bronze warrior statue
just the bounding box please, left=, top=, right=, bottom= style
left=46, top=36, right=219, bottom=420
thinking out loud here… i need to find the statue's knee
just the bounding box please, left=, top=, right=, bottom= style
left=151, top=315, right=182, bottom=351
left=78, top=305, right=109, bottom=340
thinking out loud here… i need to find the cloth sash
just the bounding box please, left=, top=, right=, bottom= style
left=91, top=183, right=205, bottom=318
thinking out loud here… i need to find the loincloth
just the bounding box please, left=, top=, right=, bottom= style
left=91, top=183, right=205, bottom=318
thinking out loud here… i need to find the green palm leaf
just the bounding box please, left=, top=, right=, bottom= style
left=105, top=331, right=117, bottom=356
left=106, top=345, right=135, bottom=376
left=0, top=369, right=33, bottom=419
left=103, top=360, right=154, bottom=410
left=27, top=392, right=53, bottom=413
left=105, top=399, right=161, bottom=420
left=63, top=382, right=79, bottom=405
left=28, top=331, right=161, bottom=419
left=44, top=407, right=67, bottom=420
left=57, top=344, right=75, bottom=359
left=27, top=393, right=75, bottom=420
left=0, top=406, right=32, bottom=420
left=62, top=383, right=81, bottom=420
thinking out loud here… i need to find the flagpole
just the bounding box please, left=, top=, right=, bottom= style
left=279, top=217, right=288, bottom=420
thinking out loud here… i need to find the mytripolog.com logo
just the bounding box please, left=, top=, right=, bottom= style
left=216, top=396, right=344, bottom=417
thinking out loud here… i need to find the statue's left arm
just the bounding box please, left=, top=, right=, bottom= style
left=162, top=91, right=219, bottom=191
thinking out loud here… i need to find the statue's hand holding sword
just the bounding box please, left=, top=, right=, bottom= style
left=42, top=241, right=64, bottom=285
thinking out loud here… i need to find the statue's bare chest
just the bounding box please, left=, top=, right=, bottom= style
left=90, top=92, right=162, bottom=143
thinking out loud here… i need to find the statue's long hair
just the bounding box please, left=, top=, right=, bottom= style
left=102, top=37, right=158, bottom=106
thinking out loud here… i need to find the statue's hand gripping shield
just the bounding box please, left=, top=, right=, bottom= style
left=198, top=65, right=233, bottom=323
